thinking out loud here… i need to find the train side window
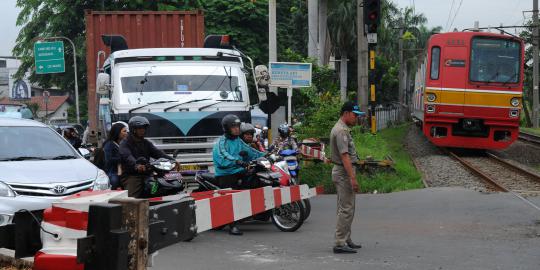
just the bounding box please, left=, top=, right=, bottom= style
left=430, top=47, right=441, bottom=80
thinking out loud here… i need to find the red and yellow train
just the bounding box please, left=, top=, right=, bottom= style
left=412, top=31, right=524, bottom=149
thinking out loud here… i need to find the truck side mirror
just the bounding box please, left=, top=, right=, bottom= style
left=96, top=73, right=110, bottom=95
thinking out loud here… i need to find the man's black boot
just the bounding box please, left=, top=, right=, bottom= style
left=333, top=245, right=357, bottom=254
left=347, top=241, right=362, bottom=249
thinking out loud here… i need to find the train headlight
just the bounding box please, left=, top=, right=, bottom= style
left=510, top=97, right=520, bottom=107
left=427, top=93, right=437, bottom=102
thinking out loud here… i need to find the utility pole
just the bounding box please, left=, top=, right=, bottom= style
left=318, top=0, right=328, bottom=66
left=269, top=0, right=284, bottom=142
left=533, top=0, right=539, bottom=128
left=398, top=28, right=405, bottom=109
left=357, top=0, right=369, bottom=112
left=308, top=0, right=319, bottom=59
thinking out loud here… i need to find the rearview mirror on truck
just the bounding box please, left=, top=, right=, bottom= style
left=96, top=73, right=110, bottom=95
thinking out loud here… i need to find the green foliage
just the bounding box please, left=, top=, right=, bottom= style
left=300, top=125, right=423, bottom=194
left=296, top=94, right=342, bottom=139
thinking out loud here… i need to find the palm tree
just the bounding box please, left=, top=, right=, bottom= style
left=327, top=0, right=356, bottom=102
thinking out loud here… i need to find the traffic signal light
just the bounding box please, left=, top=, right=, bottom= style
left=363, top=0, right=380, bottom=34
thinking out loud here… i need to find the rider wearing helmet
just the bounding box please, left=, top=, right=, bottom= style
left=212, top=114, right=265, bottom=235
left=240, top=122, right=265, bottom=152
left=119, top=116, right=175, bottom=198
left=269, top=123, right=298, bottom=154
left=63, top=126, right=82, bottom=150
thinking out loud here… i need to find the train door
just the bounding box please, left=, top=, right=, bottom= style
left=439, top=45, right=467, bottom=115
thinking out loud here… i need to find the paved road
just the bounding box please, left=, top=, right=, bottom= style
left=154, top=187, right=540, bottom=270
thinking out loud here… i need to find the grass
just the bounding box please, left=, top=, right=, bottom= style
left=520, top=127, right=540, bottom=136
left=300, top=124, right=423, bottom=194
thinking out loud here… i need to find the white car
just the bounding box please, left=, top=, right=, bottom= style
left=0, top=118, right=110, bottom=226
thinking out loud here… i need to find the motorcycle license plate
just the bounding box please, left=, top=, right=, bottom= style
left=164, top=171, right=182, bottom=180
left=179, top=164, right=201, bottom=172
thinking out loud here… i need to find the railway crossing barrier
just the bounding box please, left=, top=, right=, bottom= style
left=0, top=185, right=323, bottom=270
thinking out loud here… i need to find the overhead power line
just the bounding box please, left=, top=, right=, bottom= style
left=448, top=0, right=464, bottom=31
left=444, top=0, right=456, bottom=31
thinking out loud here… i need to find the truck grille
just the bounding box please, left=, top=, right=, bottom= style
left=164, top=149, right=207, bottom=155
left=162, top=138, right=209, bottom=144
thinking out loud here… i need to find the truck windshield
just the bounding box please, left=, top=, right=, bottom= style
left=470, top=37, right=521, bottom=83
left=118, top=64, right=245, bottom=105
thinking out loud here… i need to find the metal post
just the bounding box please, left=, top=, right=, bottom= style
left=37, top=36, right=80, bottom=124
left=318, top=0, right=328, bottom=66
left=287, top=87, right=293, bottom=125
left=533, top=0, right=539, bottom=128
left=358, top=0, right=369, bottom=112
left=308, top=0, right=319, bottom=59
left=269, top=0, right=283, bottom=141
left=398, top=28, right=404, bottom=108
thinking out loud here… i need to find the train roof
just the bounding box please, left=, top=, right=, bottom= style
left=429, top=31, right=523, bottom=43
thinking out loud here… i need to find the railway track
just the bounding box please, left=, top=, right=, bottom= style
left=518, top=131, right=540, bottom=146
left=445, top=149, right=540, bottom=210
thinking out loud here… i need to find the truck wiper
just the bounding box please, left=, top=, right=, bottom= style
left=163, top=98, right=212, bottom=112
left=0, top=156, right=47, bottom=161
left=198, top=100, right=239, bottom=111
left=50, top=155, right=78, bottom=160
left=129, top=100, right=178, bottom=113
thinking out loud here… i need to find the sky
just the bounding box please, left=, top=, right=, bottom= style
left=391, top=0, right=532, bottom=33
left=0, top=0, right=534, bottom=56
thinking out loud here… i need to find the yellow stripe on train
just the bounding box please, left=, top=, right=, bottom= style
left=424, top=88, right=522, bottom=108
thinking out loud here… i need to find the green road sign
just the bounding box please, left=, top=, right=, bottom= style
left=34, top=41, right=65, bottom=74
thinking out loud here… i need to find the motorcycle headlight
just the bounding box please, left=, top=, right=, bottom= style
left=157, top=161, right=174, bottom=171
left=510, top=97, right=520, bottom=107
left=0, top=181, right=16, bottom=197
left=93, top=170, right=110, bottom=191
left=426, top=93, right=436, bottom=102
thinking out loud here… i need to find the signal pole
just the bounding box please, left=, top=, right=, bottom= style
left=363, top=0, right=380, bottom=134
left=533, top=0, right=539, bottom=128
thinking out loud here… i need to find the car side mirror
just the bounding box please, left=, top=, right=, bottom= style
left=96, top=73, right=110, bottom=95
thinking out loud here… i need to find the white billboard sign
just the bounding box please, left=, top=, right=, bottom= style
left=269, top=62, right=312, bottom=88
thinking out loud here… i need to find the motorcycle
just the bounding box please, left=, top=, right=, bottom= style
left=194, top=156, right=306, bottom=232
left=271, top=149, right=312, bottom=220
left=136, top=157, right=184, bottom=198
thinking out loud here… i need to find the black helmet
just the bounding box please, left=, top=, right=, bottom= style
left=240, top=122, right=255, bottom=135
left=221, top=114, right=241, bottom=134
left=128, top=116, right=150, bottom=130
left=278, top=123, right=290, bottom=137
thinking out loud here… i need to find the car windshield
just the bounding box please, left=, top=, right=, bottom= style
left=470, top=37, right=521, bottom=83
left=0, top=126, right=79, bottom=160
left=117, top=64, right=245, bottom=105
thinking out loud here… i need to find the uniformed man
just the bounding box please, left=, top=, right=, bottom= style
left=330, top=101, right=364, bottom=254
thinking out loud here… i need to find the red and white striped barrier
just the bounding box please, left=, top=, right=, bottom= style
left=300, top=144, right=329, bottom=162
left=34, top=190, right=128, bottom=270
left=33, top=185, right=323, bottom=270
left=149, top=184, right=323, bottom=233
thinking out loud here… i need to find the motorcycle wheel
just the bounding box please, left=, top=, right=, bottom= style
left=271, top=201, right=305, bottom=232
left=302, top=199, right=311, bottom=220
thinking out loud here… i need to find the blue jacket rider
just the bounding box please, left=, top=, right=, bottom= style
left=212, top=114, right=264, bottom=236
left=213, top=115, right=265, bottom=177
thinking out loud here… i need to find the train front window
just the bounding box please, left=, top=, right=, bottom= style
left=470, top=38, right=520, bottom=83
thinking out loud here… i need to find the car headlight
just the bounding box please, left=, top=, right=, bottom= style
left=0, top=181, right=16, bottom=197
left=510, top=97, right=520, bottom=107
left=93, top=170, right=111, bottom=190
left=427, top=93, right=437, bottom=102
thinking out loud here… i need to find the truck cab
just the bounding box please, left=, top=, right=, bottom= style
left=97, top=47, right=253, bottom=173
